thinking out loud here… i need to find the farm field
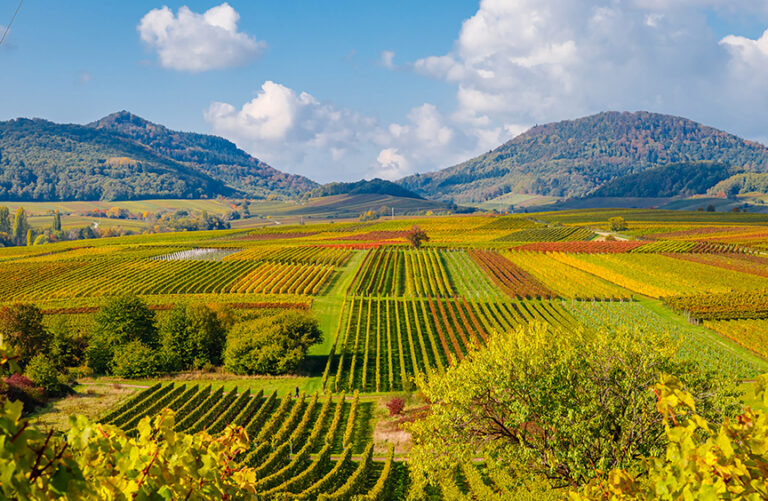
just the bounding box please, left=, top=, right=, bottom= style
left=8, top=208, right=768, bottom=499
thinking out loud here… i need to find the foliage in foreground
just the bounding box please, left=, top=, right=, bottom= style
left=406, top=323, right=739, bottom=490
left=572, top=374, right=768, bottom=500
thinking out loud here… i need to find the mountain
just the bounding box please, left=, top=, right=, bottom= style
left=89, top=111, right=316, bottom=198
left=400, top=111, right=768, bottom=203
left=311, top=178, right=423, bottom=199
left=0, top=112, right=316, bottom=202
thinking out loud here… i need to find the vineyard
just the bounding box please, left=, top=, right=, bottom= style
left=10, top=208, right=768, bottom=500
left=100, top=384, right=399, bottom=499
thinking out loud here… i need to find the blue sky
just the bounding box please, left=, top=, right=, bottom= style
left=1, top=1, right=768, bottom=183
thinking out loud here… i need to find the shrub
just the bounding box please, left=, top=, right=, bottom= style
left=159, top=303, right=226, bottom=372
left=224, top=311, right=321, bottom=375
left=0, top=304, right=49, bottom=368
left=385, top=397, right=405, bottom=416
left=87, top=295, right=157, bottom=375
left=111, top=341, right=161, bottom=379
left=405, top=225, right=429, bottom=249
left=25, top=354, right=62, bottom=395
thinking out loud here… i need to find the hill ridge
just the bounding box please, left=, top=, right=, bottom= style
left=399, top=111, right=768, bottom=203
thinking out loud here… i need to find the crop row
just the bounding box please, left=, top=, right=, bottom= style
left=0, top=258, right=336, bottom=300
left=323, top=296, right=580, bottom=392
left=348, top=248, right=453, bottom=297
left=224, top=246, right=352, bottom=266
left=548, top=253, right=768, bottom=298
left=503, top=252, right=631, bottom=300
left=478, top=216, right=541, bottom=230
left=703, top=319, right=768, bottom=359
left=629, top=240, right=752, bottom=254
left=227, top=262, right=335, bottom=295
left=103, top=385, right=394, bottom=499
left=564, top=300, right=767, bottom=379
left=665, top=290, right=768, bottom=320
left=496, top=227, right=594, bottom=242
left=513, top=240, right=646, bottom=253
left=468, top=250, right=553, bottom=299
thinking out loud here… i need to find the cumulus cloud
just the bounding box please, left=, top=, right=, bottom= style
left=138, top=3, right=266, bottom=72
left=720, top=29, right=768, bottom=70
left=404, top=0, right=768, bottom=144
left=204, top=81, right=381, bottom=182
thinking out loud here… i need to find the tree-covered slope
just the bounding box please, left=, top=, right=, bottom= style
left=0, top=118, right=239, bottom=201
left=588, top=162, right=735, bottom=198
left=89, top=111, right=317, bottom=198
left=311, top=178, right=423, bottom=199
left=400, top=111, right=768, bottom=203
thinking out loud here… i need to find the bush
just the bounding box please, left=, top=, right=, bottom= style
left=385, top=397, right=405, bottom=416
left=111, top=341, right=161, bottom=379
left=2, top=373, right=45, bottom=412
left=0, top=304, right=49, bottom=368
left=25, top=354, right=62, bottom=395
left=224, top=311, right=321, bottom=375
left=87, top=295, right=157, bottom=375
left=159, top=303, right=227, bottom=372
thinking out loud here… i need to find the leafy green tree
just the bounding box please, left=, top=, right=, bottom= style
left=0, top=304, right=49, bottom=368
left=224, top=311, right=321, bottom=375
left=12, top=207, right=28, bottom=245
left=47, top=317, right=87, bottom=369
left=160, top=304, right=227, bottom=372
left=24, top=354, right=62, bottom=394
left=111, top=341, right=161, bottom=379
left=0, top=206, right=10, bottom=234
left=87, top=295, right=157, bottom=374
left=53, top=210, right=62, bottom=231
left=573, top=375, right=768, bottom=500
left=406, top=323, right=738, bottom=490
left=608, top=216, right=627, bottom=231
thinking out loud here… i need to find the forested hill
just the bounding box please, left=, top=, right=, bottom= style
left=311, top=178, right=423, bottom=199
left=399, top=111, right=768, bottom=203
left=0, top=112, right=316, bottom=202
left=89, top=111, right=317, bottom=198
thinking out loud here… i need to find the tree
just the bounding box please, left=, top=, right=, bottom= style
left=406, top=323, right=737, bottom=490
left=12, top=207, right=28, bottom=245
left=224, top=311, right=321, bottom=375
left=0, top=304, right=49, bottom=368
left=52, top=210, right=61, bottom=231
left=25, top=229, right=32, bottom=246
left=24, top=354, right=62, bottom=394
left=0, top=206, right=10, bottom=234
left=87, top=295, right=157, bottom=374
left=574, top=375, right=768, bottom=500
left=111, top=341, right=161, bottom=379
left=406, top=225, right=429, bottom=249
left=160, top=304, right=227, bottom=371
left=706, top=204, right=716, bottom=212
left=608, top=216, right=627, bottom=231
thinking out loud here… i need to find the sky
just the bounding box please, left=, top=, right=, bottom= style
left=1, top=1, right=768, bottom=184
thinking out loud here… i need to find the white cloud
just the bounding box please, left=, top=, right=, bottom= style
left=720, top=29, right=768, bottom=70
left=404, top=0, right=768, bottom=143
left=138, top=3, right=266, bottom=72
left=380, top=50, right=396, bottom=69
left=204, top=81, right=381, bottom=182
